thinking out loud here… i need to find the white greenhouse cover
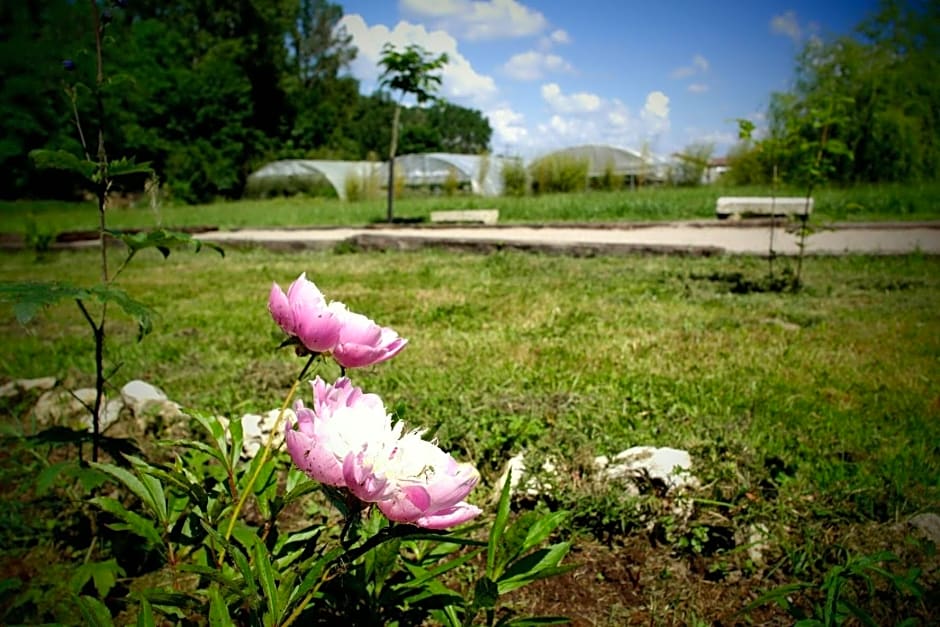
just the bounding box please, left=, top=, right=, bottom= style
left=533, top=144, right=669, bottom=180
left=247, top=160, right=379, bottom=200
left=377, top=153, right=510, bottom=197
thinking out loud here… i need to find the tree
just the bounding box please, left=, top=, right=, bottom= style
left=378, top=43, right=448, bottom=222
left=762, top=0, right=939, bottom=184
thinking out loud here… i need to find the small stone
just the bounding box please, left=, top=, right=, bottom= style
left=233, top=409, right=293, bottom=459
left=32, top=388, right=120, bottom=432
left=908, top=512, right=940, bottom=545
left=121, top=380, right=169, bottom=416
left=19, top=377, right=57, bottom=392
left=0, top=382, right=16, bottom=398
left=604, top=446, right=699, bottom=494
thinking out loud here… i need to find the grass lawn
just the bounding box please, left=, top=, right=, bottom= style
left=2, top=181, right=939, bottom=235
left=1, top=244, right=938, bottom=623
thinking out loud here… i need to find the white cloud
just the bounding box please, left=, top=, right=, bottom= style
left=339, top=14, right=497, bottom=107
left=643, top=91, right=670, bottom=119
left=549, top=28, right=570, bottom=44
left=687, top=83, right=709, bottom=94
left=771, top=11, right=802, bottom=43
left=670, top=53, right=709, bottom=79
left=488, top=106, right=529, bottom=145
left=400, top=0, right=548, bottom=40
left=541, top=83, right=601, bottom=114
left=503, top=51, right=573, bottom=81
left=521, top=91, right=671, bottom=157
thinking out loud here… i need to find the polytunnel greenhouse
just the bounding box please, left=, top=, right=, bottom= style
left=532, top=144, right=669, bottom=182
left=246, top=160, right=380, bottom=200
left=377, top=153, right=509, bottom=197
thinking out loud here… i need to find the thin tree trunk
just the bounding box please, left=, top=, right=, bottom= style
left=386, top=105, right=400, bottom=223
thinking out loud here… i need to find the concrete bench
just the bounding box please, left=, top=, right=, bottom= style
left=716, top=197, right=813, bottom=220
left=429, top=209, right=499, bottom=225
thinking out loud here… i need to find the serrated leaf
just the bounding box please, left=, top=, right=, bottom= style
left=108, top=157, right=153, bottom=179
left=71, top=559, right=125, bottom=597
left=0, top=281, right=154, bottom=340
left=29, top=149, right=97, bottom=180
left=75, top=594, right=115, bottom=627
left=106, top=228, right=224, bottom=260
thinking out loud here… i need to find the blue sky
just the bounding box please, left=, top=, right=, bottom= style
left=336, top=0, right=880, bottom=159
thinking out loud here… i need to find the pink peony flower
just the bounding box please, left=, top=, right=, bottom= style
left=332, top=307, right=409, bottom=369
left=347, top=431, right=482, bottom=529
left=286, top=377, right=481, bottom=530
left=269, top=273, right=407, bottom=368
left=268, top=273, right=343, bottom=354
left=284, top=377, right=397, bottom=487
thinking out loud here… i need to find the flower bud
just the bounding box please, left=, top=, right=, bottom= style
left=62, top=59, right=76, bottom=71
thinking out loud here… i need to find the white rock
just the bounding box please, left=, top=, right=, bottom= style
left=1, top=377, right=57, bottom=398
left=593, top=455, right=610, bottom=469
left=605, top=446, right=699, bottom=494
left=494, top=453, right=527, bottom=501
left=746, top=523, right=772, bottom=565
left=31, top=388, right=121, bottom=432
left=493, top=453, right=559, bottom=500
left=908, top=512, right=940, bottom=545
left=18, top=377, right=57, bottom=392
left=121, top=380, right=169, bottom=415
left=232, top=409, right=294, bottom=459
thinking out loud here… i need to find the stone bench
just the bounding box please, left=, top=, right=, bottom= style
left=716, top=197, right=813, bottom=220
left=429, top=209, right=499, bottom=225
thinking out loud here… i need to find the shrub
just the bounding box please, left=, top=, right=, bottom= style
left=501, top=158, right=528, bottom=196
left=529, top=154, right=588, bottom=194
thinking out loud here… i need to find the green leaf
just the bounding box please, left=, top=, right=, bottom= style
left=71, top=559, right=125, bottom=597
left=106, top=228, right=224, bottom=259
left=251, top=538, right=280, bottom=621
left=91, top=496, right=164, bottom=548
left=91, top=461, right=164, bottom=522
left=208, top=585, right=235, bottom=627
left=75, top=594, right=115, bottom=627
left=136, top=597, right=156, bottom=627
left=497, top=542, right=573, bottom=595
left=108, top=156, right=153, bottom=179
left=473, top=576, right=499, bottom=610
left=0, top=281, right=154, bottom=340
left=29, top=149, right=97, bottom=180
left=521, top=510, right=568, bottom=557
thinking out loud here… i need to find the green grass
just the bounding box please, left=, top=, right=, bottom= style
left=2, top=246, right=937, bottom=509
left=2, top=245, right=938, bottom=622
left=2, top=181, right=938, bottom=234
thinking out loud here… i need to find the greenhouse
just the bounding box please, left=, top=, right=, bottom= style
left=532, top=144, right=669, bottom=182
left=246, top=160, right=380, bottom=200
left=377, top=153, right=510, bottom=197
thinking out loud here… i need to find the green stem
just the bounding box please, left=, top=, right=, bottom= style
left=219, top=354, right=317, bottom=558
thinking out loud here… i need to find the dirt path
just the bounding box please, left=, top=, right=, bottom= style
left=199, top=221, right=940, bottom=256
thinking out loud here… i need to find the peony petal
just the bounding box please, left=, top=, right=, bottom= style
left=414, top=503, right=482, bottom=530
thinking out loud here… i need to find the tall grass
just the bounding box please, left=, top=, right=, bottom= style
left=1, top=182, right=937, bottom=233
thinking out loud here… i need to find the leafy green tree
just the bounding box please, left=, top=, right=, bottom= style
left=763, top=0, right=939, bottom=184
left=378, top=43, right=448, bottom=222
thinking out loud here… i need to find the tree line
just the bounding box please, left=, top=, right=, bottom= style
left=727, top=0, right=939, bottom=187
left=0, top=0, right=492, bottom=203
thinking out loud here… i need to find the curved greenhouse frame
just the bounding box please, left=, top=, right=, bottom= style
left=377, top=153, right=508, bottom=197
left=246, top=160, right=379, bottom=200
